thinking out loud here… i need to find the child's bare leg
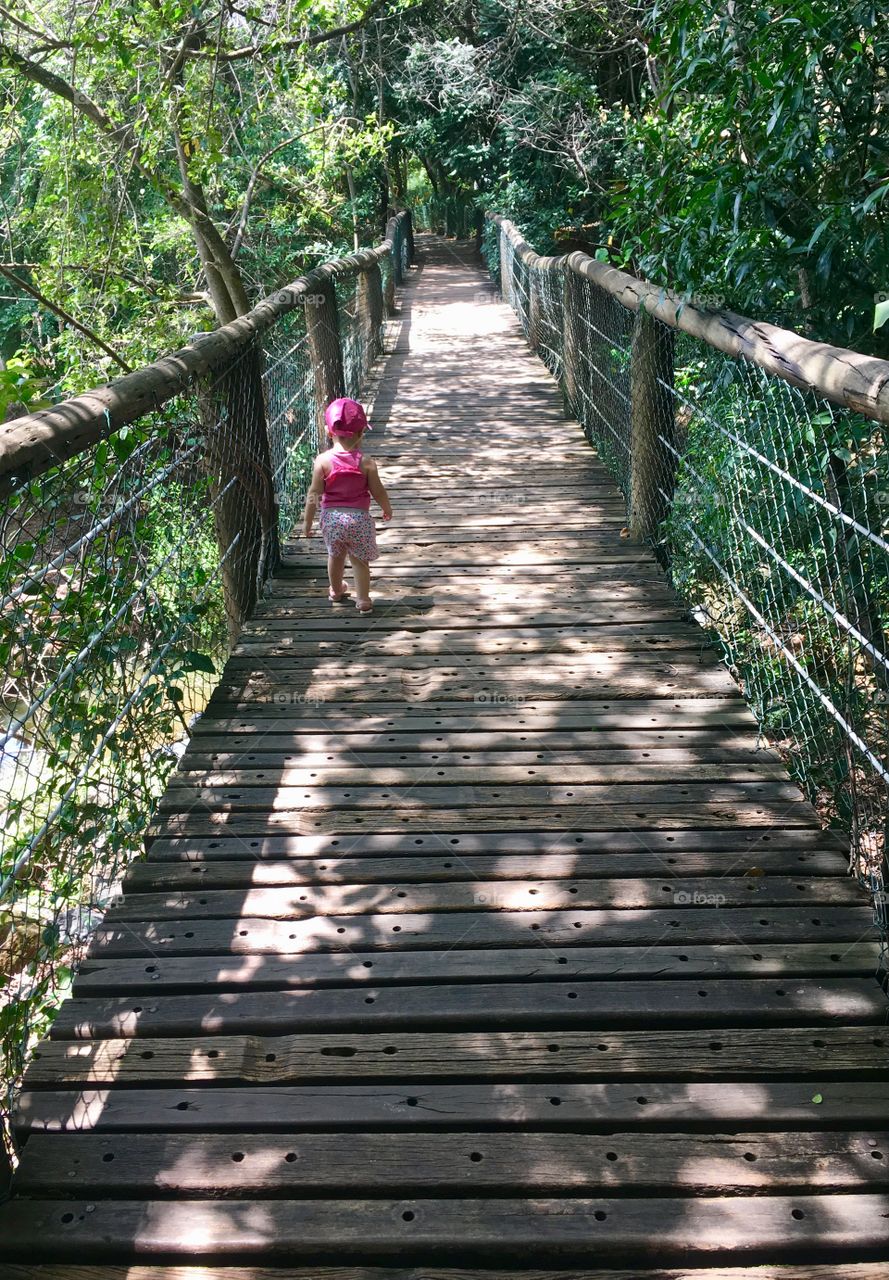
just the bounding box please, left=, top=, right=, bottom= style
left=328, top=551, right=348, bottom=599
left=349, top=554, right=372, bottom=609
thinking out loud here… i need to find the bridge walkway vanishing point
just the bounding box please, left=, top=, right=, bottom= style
left=2, top=234, right=889, bottom=1277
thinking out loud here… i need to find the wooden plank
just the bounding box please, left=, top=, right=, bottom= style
left=15, top=1130, right=889, bottom=1195
left=163, top=762, right=789, bottom=789
left=156, top=782, right=808, bottom=815
left=187, top=700, right=759, bottom=733
left=73, top=941, right=882, bottom=995
left=25, top=1026, right=889, bottom=1087
left=46, top=977, right=888, bottom=1040
left=86, top=906, right=875, bottom=958
left=272, top=563, right=668, bottom=583
left=145, top=827, right=848, bottom=863
left=223, top=649, right=724, bottom=671
left=280, top=545, right=661, bottom=565
left=178, top=729, right=775, bottom=756
left=4, top=1193, right=889, bottom=1260
left=147, top=803, right=821, bottom=837
left=230, top=622, right=720, bottom=654
left=243, top=607, right=698, bottom=629
left=208, top=670, right=740, bottom=704
left=177, top=745, right=784, bottom=772
left=105, top=878, right=862, bottom=924
left=231, top=633, right=717, bottom=659
left=123, top=851, right=851, bottom=891
left=16, top=1080, right=889, bottom=1137
left=5, top=1266, right=889, bottom=1280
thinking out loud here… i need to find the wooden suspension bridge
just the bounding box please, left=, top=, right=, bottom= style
left=1, top=234, right=888, bottom=1277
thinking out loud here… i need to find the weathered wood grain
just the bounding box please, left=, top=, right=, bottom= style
left=46, top=976, right=888, bottom=1040
left=15, top=1130, right=889, bottom=1195
left=22, top=1024, right=889, bottom=1087
left=72, top=941, right=881, bottom=994
left=144, top=826, right=847, bottom=862
left=147, top=803, right=821, bottom=838
left=122, top=850, right=850, bottom=890
left=85, top=906, right=875, bottom=958
left=16, top=1080, right=889, bottom=1136
left=7, top=1266, right=889, bottom=1280
left=104, top=877, right=861, bottom=924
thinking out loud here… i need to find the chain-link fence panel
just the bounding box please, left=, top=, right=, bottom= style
left=260, top=308, right=316, bottom=542
left=0, top=388, right=232, bottom=1166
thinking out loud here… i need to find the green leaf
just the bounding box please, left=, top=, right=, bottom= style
left=181, top=650, right=216, bottom=675
left=806, top=217, right=831, bottom=253
left=874, top=299, right=889, bottom=331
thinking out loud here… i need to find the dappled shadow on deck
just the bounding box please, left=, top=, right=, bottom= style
left=1, top=235, right=888, bottom=1272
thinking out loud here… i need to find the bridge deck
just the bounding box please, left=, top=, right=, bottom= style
left=2, top=236, right=888, bottom=1277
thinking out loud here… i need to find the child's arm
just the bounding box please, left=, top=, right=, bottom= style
left=363, top=457, right=392, bottom=520
left=303, top=456, right=327, bottom=535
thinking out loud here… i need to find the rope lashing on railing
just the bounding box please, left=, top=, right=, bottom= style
left=483, top=210, right=889, bottom=948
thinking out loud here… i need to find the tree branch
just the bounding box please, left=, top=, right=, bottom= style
left=0, top=3, right=64, bottom=47
left=230, top=133, right=310, bottom=260
left=1, top=39, right=249, bottom=321
left=187, top=0, right=393, bottom=62
left=0, top=264, right=132, bottom=371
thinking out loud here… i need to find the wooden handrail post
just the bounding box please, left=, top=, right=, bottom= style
left=404, top=208, right=415, bottom=266
left=306, top=276, right=346, bottom=422
left=357, top=263, right=384, bottom=373
left=560, top=265, right=582, bottom=419
left=199, top=339, right=279, bottom=645
left=499, top=232, right=512, bottom=307
left=527, top=268, right=541, bottom=354
left=629, top=306, right=677, bottom=543
left=383, top=268, right=396, bottom=317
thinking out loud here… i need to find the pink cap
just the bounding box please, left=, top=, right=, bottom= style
left=324, top=397, right=371, bottom=435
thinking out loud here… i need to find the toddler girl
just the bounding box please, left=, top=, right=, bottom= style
left=303, top=397, right=392, bottom=613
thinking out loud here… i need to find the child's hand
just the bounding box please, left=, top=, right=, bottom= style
left=382, top=509, right=392, bottom=522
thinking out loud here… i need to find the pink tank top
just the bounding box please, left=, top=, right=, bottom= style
left=321, top=448, right=371, bottom=510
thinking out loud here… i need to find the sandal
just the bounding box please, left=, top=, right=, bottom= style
left=329, top=587, right=349, bottom=603
left=356, top=598, right=374, bottom=614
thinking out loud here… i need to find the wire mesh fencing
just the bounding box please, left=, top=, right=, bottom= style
left=486, top=214, right=889, bottom=947
left=0, top=211, right=414, bottom=1168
